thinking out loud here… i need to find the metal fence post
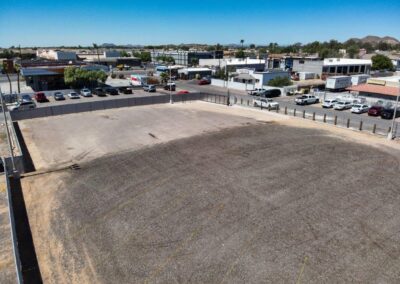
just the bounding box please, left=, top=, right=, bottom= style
left=323, top=114, right=326, bottom=123
left=372, top=124, right=376, bottom=134
left=247, top=100, right=249, bottom=106
left=302, top=110, right=305, bottom=118
left=312, top=112, right=315, bottom=121
left=294, top=109, right=297, bottom=117
left=285, top=106, right=287, bottom=115
left=359, top=121, right=363, bottom=131
left=334, top=116, right=337, bottom=125
left=268, top=105, right=271, bottom=111
left=276, top=106, right=279, bottom=113
left=388, top=126, right=392, bottom=134
left=347, top=118, right=350, bottom=128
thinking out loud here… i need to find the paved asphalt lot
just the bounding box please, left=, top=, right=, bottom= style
left=177, top=80, right=400, bottom=134
left=20, top=104, right=400, bottom=283
left=6, top=78, right=400, bottom=135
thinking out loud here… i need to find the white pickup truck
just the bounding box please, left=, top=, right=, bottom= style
left=295, top=95, right=320, bottom=105
left=253, top=98, right=279, bottom=109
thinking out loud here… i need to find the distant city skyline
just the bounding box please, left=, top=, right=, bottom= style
left=1, top=0, right=400, bottom=47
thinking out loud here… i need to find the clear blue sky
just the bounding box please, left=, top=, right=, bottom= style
left=1, top=0, right=400, bottom=47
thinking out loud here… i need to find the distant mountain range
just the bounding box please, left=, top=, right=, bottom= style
left=349, top=35, right=399, bottom=45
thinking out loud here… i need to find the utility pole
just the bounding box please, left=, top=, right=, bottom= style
left=388, top=79, right=400, bottom=140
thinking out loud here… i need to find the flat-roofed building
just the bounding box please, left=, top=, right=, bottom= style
left=293, top=58, right=372, bottom=78
left=36, top=49, right=77, bottom=61
left=199, top=58, right=266, bottom=72
left=151, top=50, right=223, bottom=66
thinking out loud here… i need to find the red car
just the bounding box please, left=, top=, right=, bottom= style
left=368, top=105, right=384, bottom=116
left=177, top=90, right=190, bottom=94
left=34, top=92, right=48, bottom=103
left=198, top=79, right=210, bottom=85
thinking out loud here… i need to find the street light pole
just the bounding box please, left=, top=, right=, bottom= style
left=169, top=64, right=173, bottom=104
left=388, top=79, right=400, bottom=140
left=0, top=87, right=16, bottom=173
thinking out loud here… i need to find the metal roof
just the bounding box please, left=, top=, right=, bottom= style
left=323, top=58, right=371, bottom=66
left=20, top=68, right=60, bottom=76
left=347, top=84, right=399, bottom=97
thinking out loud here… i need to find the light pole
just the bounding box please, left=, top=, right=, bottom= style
left=169, top=64, right=173, bottom=104
left=0, top=87, right=17, bottom=174
left=388, top=79, right=400, bottom=140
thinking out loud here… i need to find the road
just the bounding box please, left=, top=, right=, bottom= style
left=176, top=80, right=400, bottom=135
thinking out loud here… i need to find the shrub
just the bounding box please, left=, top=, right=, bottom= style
left=111, top=73, right=117, bottom=79
left=119, top=74, right=125, bottom=79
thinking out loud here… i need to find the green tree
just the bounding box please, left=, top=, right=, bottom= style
left=120, top=50, right=130, bottom=57
left=267, top=76, right=292, bottom=87
left=240, top=39, right=245, bottom=48
left=371, top=54, right=394, bottom=71
left=64, top=67, right=107, bottom=88
left=249, top=44, right=256, bottom=49
left=347, top=45, right=359, bottom=59
left=235, top=49, right=245, bottom=59
left=160, top=72, right=169, bottom=83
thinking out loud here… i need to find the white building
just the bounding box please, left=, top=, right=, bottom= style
left=36, top=49, right=77, bottom=61
left=199, top=58, right=266, bottom=72
left=293, top=58, right=372, bottom=78
left=232, top=68, right=290, bottom=88
left=104, top=50, right=120, bottom=58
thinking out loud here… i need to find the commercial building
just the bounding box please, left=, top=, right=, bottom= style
left=232, top=68, right=290, bottom=88
left=178, top=67, right=212, bottom=79
left=20, top=60, right=106, bottom=91
left=293, top=58, right=372, bottom=78
left=151, top=50, right=223, bottom=66
left=36, top=49, right=77, bottom=61
left=347, top=76, right=400, bottom=101
left=83, top=57, right=141, bottom=68
left=199, top=58, right=266, bottom=72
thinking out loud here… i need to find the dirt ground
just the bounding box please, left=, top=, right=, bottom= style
left=20, top=103, right=400, bottom=283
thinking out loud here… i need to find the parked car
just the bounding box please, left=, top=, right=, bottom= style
left=381, top=107, right=400, bottom=120
left=262, top=89, right=281, bottom=98
left=80, top=88, right=92, bottom=97
left=253, top=98, right=279, bottom=109
left=20, top=94, right=32, bottom=103
left=143, top=85, right=156, bottom=92
left=248, top=88, right=265, bottom=96
left=104, top=87, right=119, bottom=96
left=118, top=87, right=133, bottom=94
left=53, top=92, right=65, bottom=101
left=93, top=87, right=106, bottom=97
left=368, top=105, right=384, bottom=116
left=351, top=104, right=369, bottom=114
left=8, top=101, right=36, bottom=111
left=34, top=92, right=48, bottom=103
left=164, top=83, right=176, bottom=91
left=333, top=101, right=352, bottom=110
left=177, top=90, right=190, bottom=94
left=68, top=92, right=80, bottom=99
left=295, top=95, right=319, bottom=105
left=198, top=79, right=210, bottom=85
left=322, top=99, right=338, bottom=108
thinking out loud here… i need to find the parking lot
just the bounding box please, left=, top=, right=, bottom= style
left=18, top=103, right=400, bottom=283
left=177, top=80, right=400, bottom=133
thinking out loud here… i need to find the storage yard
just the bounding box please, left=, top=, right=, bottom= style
left=17, top=103, right=400, bottom=283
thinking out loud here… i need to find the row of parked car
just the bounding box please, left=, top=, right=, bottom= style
left=7, top=86, right=135, bottom=111
left=321, top=98, right=400, bottom=119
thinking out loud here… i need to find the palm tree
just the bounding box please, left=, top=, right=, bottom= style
left=240, top=39, right=245, bottom=49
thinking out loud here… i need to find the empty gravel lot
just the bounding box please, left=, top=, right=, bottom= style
left=20, top=103, right=400, bottom=283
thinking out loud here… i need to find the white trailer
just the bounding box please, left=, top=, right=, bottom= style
left=351, top=74, right=370, bottom=86
left=298, top=72, right=315, bottom=80
left=325, top=76, right=352, bottom=90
